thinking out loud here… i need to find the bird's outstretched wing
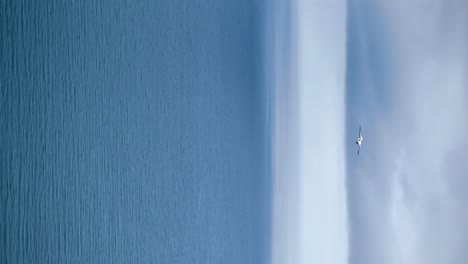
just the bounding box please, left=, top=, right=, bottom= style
left=358, top=145, right=361, bottom=155
left=359, top=125, right=361, bottom=137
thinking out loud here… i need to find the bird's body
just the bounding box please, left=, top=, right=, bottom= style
left=356, top=126, right=363, bottom=155
left=356, top=137, right=363, bottom=145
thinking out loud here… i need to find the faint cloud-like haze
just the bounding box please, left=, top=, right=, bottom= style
left=347, top=1, right=468, bottom=263
left=272, top=0, right=468, bottom=263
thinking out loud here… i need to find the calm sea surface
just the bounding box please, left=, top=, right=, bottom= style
left=1, top=0, right=272, bottom=263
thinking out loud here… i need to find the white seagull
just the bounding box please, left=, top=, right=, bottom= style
left=356, top=125, right=363, bottom=155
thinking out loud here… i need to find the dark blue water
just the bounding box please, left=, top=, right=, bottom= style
left=1, top=1, right=272, bottom=263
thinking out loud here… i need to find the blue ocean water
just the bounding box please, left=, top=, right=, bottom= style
left=1, top=0, right=272, bottom=263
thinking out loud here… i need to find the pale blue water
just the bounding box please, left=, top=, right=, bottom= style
left=1, top=1, right=272, bottom=263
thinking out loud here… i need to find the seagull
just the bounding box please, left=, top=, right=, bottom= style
left=356, top=125, right=363, bottom=155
